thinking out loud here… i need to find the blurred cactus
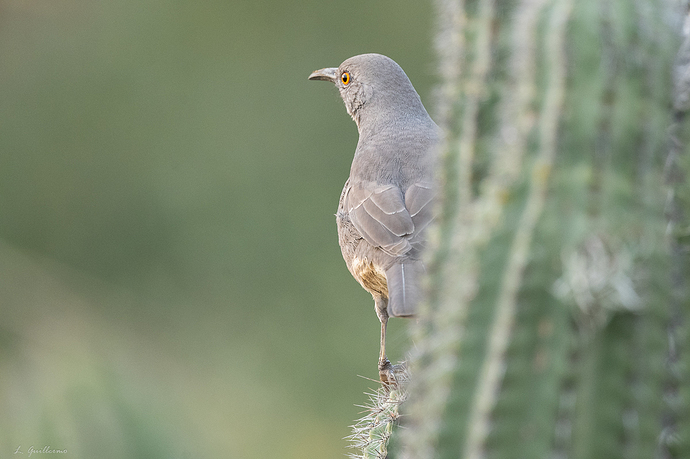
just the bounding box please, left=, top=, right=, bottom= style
left=386, top=0, right=690, bottom=458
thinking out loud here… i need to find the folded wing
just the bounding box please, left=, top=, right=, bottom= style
left=346, top=181, right=435, bottom=258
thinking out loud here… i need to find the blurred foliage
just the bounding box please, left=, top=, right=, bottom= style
left=0, top=0, right=437, bottom=457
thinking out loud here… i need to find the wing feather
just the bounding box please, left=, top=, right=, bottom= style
left=346, top=181, right=435, bottom=258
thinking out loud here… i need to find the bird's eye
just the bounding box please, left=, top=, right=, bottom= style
left=341, top=72, right=350, bottom=85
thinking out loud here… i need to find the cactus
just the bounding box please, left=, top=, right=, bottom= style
left=347, top=365, right=410, bottom=459
left=383, top=1, right=690, bottom=458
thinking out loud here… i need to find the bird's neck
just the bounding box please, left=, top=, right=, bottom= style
left=356, top=109, right=432, bottom=140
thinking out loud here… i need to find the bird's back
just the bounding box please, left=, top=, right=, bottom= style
left=338, top=116, right=439, bottom=317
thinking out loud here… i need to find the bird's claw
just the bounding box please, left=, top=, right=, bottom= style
left=378, top=359, right=396, bottom=387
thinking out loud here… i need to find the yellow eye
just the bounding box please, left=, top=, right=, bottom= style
left=341, top=72, right=350, bottom=85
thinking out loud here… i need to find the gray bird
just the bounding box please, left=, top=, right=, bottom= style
left=309, top=54, right=440, bottom=383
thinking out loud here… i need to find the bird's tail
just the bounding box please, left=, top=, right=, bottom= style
left=385, top=261, right=425, bottom=317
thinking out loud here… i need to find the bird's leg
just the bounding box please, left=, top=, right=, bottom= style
left=375, top=297, right=394, bottom=385
left=379, top=315, right=389, bottom=366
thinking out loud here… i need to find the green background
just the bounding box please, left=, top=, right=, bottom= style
left=0, top=0, right=435, bottom=457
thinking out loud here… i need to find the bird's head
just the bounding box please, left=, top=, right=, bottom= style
left=309, top=53, right=427, bottom=132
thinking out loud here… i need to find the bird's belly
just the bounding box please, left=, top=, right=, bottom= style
left=336, top=203, right=390, bottom=298
left=351, top=256, right=388, bottom=297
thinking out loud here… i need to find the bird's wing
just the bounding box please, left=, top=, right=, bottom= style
left=404, top=182, right=435, bottom=245
left=346, top=181, right=435, bottom=258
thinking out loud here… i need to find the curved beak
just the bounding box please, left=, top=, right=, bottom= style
left=308, top=67, right=338, bottom=83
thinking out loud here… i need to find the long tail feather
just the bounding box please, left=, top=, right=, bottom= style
left=385, top=261, right=425, bottom=317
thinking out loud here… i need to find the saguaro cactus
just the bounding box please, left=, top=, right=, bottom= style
left=384, top=1, right=690, bottom=458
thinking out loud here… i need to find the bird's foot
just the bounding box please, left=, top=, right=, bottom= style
left=378, top=359, right=398, bottom=388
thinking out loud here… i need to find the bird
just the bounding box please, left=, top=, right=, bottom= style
left=308, top=53, right=440, bottom=384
